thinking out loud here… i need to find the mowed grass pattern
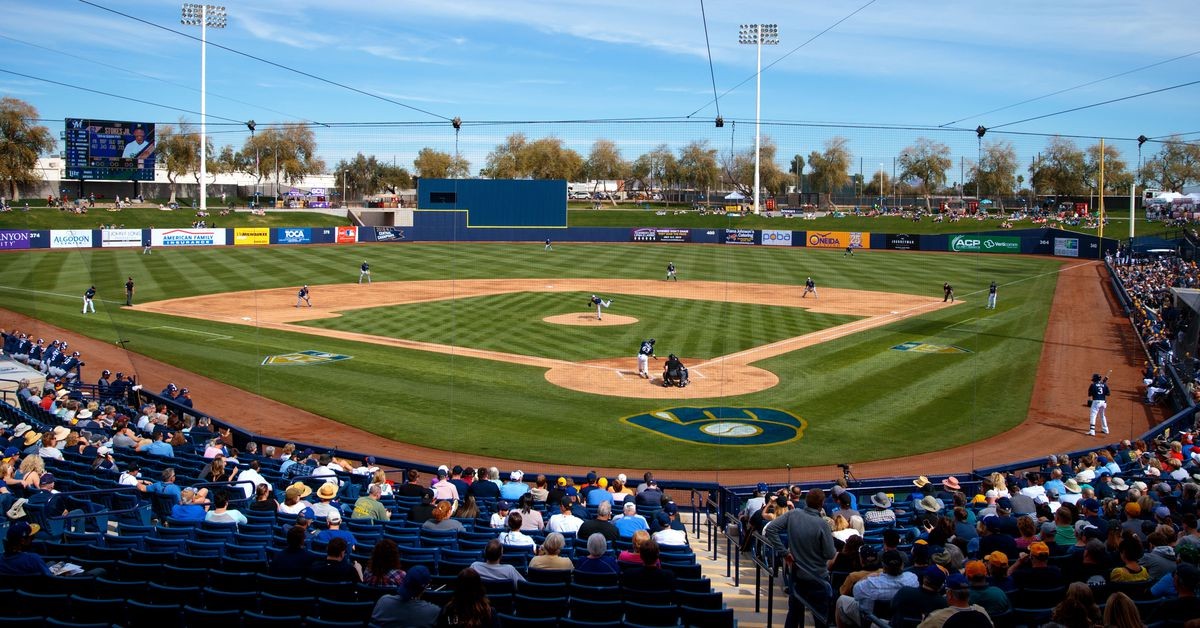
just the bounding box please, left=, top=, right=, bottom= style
left=0, top=242, right=1063, bottom=469
left=304, top=292, right=859, bottom=361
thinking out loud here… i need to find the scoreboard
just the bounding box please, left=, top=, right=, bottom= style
left=64, top=118, right=157, bottom=181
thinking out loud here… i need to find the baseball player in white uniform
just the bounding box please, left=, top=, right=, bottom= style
left=1087, top=372, right=1110, bottom=436
left=590, top=294, right=612, bottom=320
left=637, top=338, right=657, bottom=379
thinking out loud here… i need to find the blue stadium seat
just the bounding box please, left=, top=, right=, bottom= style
left=123, top=600, right=181, bottom=628
left=201, top=587, right=257, bottom=611
left=622, top=600, right=678, bottom=627
left=314, top=597, right=374, bottom=623
left=680, top=605, right=735, bottom=627
left=498, top=613, right=558, bottom=627
left=569, top=598, right=623, bottom=622
left=514, top=593, right=568, bottom=618
left=183, top=605, right=240, bottom=625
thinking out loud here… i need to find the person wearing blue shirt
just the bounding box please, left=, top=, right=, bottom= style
left=170, top=488, right=207, bottom=522
left=613, top=502, right=649, bottom=538
left=586, top=483, right=615, bottom=507
left=313, top=511, right=358, bottom=552
left=500, top=470, right=530, bottom=501
left=0, top=522, right=50, bottom=576
left=139, top=431, right=174, bottom=457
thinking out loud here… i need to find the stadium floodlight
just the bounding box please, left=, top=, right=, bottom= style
left=181, top=4, right=227, bottom=213
left=738, top=23, right=778, bottom=214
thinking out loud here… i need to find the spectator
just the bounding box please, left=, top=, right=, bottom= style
left=470, top=539, right=525, bottom=585
left=278, top=482, right=313, bottom=515
left=528, top=474, right=550, bottom=503
left=498, top=512, right=535, bottom=547
left=835, top=550, right=918, bottom=625
left=621, top=537, right=675, bottom=591
left=248, top=483, right=278, bottom=512
left=964, top=560, right=1011, bottom=618
left=829, top=535, right=865, bottom=574
left=547, top=497, right=584, bottom=534
left=575, top=533, right=619, bottom=574
left=204, top=490, right=247, bottom=525
left=514, top=493, right=543, bottom=531
left=652, top=510, right=688, bottom=547
left=235, top=460, right=267, bottom=499
left=500, top=470, right=529, bottom=501
left=314, top=511, right=357, bottom=552
left=1050, top=581, right=1102, bottom=628
left=1141, top=531, right=1178, bottom=582
left=764, top=488, right=837, bottom=628
left=916, top=574, right=991, bottom=627
left=0, top=521, right=48, bottom=576
left=363, top=538, right=406, bottom=588
left=456, top=495, right=480, bottom=520
left=372, top=564, right=437, bottom=628
left=436, top=568, right=496, bottom=627
left=138, top=431, right=174, bottom=457
left=613, top=501, right=649, bottom=538
left=529, top=532, right=573, bottom=571
left=889, top=566, right=949, bottom=625
left=270, top=526, right=315, bottom=577
left=311, top=482, right=340, bottom=519
left=432, top=467, right=460, bottom=501
left=1008, top=541, right=1061, bottom=589
left=1102, top=591, right=1143, bottom=628
left=1150, top=563, right=1200, bottom=622
left=422, top=501, right=464, bottom=533
left=489, top=500, right=511, bottom=529
left=578, top=500, right=619, bottom=542
left=370, top=469, right=394, bottom=498
left=352, top=484, right=392, bottom=522
left=618, top=530, right=657, bottom=567
left=864, top=492, right=897, bottom=526
left=1109, top=537, right=1150, bottom=583
left=308, top=537, right=361, bottom=583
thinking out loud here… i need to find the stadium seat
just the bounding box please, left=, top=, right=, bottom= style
left=569, top=598, right=623, bottom=622
left=527, top=566, right=573, bottom=584
left=124, top=601, right=181, bottom=628
left=623, top=600, right=679, bottom=626
left=497, top=613, right=558, bottom=627
left=161, top=564, right=208, bottom=587
left=255, top=574, right=303, bottom=596
left=69, top=594, right=125, bottom=623
left=569, top=582, right=621, bottom=601
left=675, top=589, right=723, bottom=610
left=15, top=591, right=70, bottom=619
left=202, top=586, right=257, bottom=610
left=680, top=606, right=736, bottom=628
left=314, top=597, right=375, bottom=623
left=145, top=582, right=203, bottom=607
left=207, top=569, right=257, bottom=592
left=572, top=570, right=619, bottom=587
left=518, top=580, right=568, bottom=600
left=242, top=611, right=302, bottom=626
left=258, top=592, right=315, bottom=617
left=560, top=619, right=622, bottom=628
left=514, top=593, right=568, bottom=618
left=44, top=619, right=113, bottom=628
left=182, top=605, right=240, bottom=625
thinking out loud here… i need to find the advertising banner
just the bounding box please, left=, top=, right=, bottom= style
left=948, top=235, right=1020, bottom=254
left=49, top=229, right=93, bottom=249
left=101, top=228, right=141, bottom=248
left=0, top=230, right=31, bottom=250
left=760, top=229, right=793, bottom=246
left=374, top=227, right=405, bottom=242
left=885, top=233, right=920, bottom=250
left=335, top=226, right=358, bottom=244
left=724, top=229, right=756, bottom=245
left=233, top=228, right=269, bottom=246
left=152, top=228, right=227, bottom=247
left=276, top=228, right=312, bottom=244
left=1053, top=237, right=1080, bottom=258
left=631, top=228, right=690, bottom=243
left=806, top=231, right=869, bottom=249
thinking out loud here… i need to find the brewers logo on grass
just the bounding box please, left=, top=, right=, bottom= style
left=891, top=341, right=972, bottom=354
left=623, top=407, right=806, bottom=446
left=262, top=350, right=352, bottom=366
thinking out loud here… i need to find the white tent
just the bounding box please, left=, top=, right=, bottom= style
left=723, top=191, right=746, bottom=201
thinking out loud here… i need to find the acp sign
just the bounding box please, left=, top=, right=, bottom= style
left=949, top=235, right=1020, bottom=254
left=622, top=406, right=806, bottom=446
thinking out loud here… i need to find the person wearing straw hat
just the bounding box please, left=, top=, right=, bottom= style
left=1060, top=478, right=1083, bottom=505
left=278, top=482, right=314, bottom=515
left=311, top=482, right=340, bottom=519
left=20, top=430, right=42, bottom=456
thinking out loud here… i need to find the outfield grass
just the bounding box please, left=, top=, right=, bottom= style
left=0, top=207, right=346, bottom=229
left=303, top=292, right=859, bottom=362
left=0, top=242, right=1063, bottom=469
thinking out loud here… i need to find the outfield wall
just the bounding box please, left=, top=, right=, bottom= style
left=0, top=223, right=1118, bottom=257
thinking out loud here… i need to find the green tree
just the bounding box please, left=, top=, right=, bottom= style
left=0, top=97, right=55, bottom=201
left=631, top=144, right=677, bottom=192
left=241, top=123, right=325, bottom=191
left=726, top=136, right=787, bottom=198
left=481, top=133, right=529, bottom=179
left=378, top=163, right=413, bottom=193
left=1140, top=136, right=1200, bottom=192
left=789, top=154, right=804, bottom=191
left=1029, top=136, right=1087, bottom=196
left=676, top=140, right=720, bottom=198
left=806, top=136, right=852, bottom=208
left=972, top=140, right=1018, bottom=199
left=413, top=147, right=470, bottom=179
left=584, top=139, right=630, bottom=181
left=523, top=137, right=584, bottom=180
left=898, top=138, right=952, bottom=209
left=155, top=121, right=200, bottom=204
left=1085, top=142, right=1133, bottom=194
left=864, top=170, right=892, bottom=196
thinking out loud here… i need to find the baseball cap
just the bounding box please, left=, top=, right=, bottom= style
left=881, top=550, right=904, bottom=568
left=586, top=471, right=597, bottom=482
left=510, top=470, right=524, bottom=481
left=39, top=473, right=55, bottom=485
left=556, top=477, right=567, bottom=487
left=945, top=574, right=970, bottom=590
left=617, top=473, right=627, bottom=484
left=663, top=502, right=678, bottom=516
left=1040, top=522, right=1057, bottom=535
left=1080, top=498, right=1100, bottom=512
left=922, top=565, right=947, bottom=589
left=986, top=551, right=1009, bottom=567
left=1074, top=520, right=1097, bottom=535
left=365, top=456, right=376, bottom=465
left=655, top=511, right=671, bottom=528
left=326, top=511, right=342, bottom=523
left=982, top=516, right=1001, bottom=531
left=2, top=446, right=18, bottom=458
left=496, top=500, right=510, bottom=511
left=5, top=521, right=39, bottom=542
left=403, top=565, right=432, bottom=595
left=996, top=497, right=1013, bottom=510
left=964, top=560, right=988, bottom=579
left=756, top=482, right=769, bottom=493
left=1155, top=506, right=1171, bottom=518
left=1029, top=542, right=1050, bottom=557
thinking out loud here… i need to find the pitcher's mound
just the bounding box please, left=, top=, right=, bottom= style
left=543, top=313, right=638, bottom=326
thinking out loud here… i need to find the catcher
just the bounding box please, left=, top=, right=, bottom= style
left=662, top=354, right=689, bottom=388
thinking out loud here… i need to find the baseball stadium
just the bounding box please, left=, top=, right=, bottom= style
left=1, top=2, right=1198, bottom=627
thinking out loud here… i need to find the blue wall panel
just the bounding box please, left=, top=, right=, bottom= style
left=416, top=179, right=567, bottom=227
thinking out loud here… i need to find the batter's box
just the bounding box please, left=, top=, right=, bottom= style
left=262, top=350, right=352, bottom=366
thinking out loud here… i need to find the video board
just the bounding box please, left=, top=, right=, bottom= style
left=64, top=118, right=156, bottom=181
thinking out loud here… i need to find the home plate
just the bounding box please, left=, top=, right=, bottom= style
left=241, top=316, right=253, bottom=321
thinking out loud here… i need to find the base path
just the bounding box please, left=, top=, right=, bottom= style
left=133, top=278, right=956, bottom=399
left=2, top=261, right=1161, bottom=481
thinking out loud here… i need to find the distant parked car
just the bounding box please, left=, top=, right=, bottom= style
left=570, top=192, right=590, bottom=200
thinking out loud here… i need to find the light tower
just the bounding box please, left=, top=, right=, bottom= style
left=738, top=23, right=778, bottom=214
left=181, top=4, right=227, bottom=212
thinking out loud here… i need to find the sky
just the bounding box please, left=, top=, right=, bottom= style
left=2, top=0, right=1197, bottom=177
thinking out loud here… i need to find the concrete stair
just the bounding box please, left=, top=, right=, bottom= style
left=683, top=515, right=790, bottom=628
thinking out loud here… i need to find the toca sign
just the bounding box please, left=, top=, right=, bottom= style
left=949, top=235, right=1020, bottom=254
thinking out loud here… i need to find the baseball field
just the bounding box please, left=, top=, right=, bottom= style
left=0, top=240, right=1079, bottom=471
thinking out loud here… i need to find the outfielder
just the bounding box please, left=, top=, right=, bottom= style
left=545, top=237, right=553, bottom=251
left=986, top=281, right=997, bottom=309
left=296, top=285, right=312, bottom=308
left=82, top=285, right=96, bottom=314
left=802, top=277, right=817, bottom=298
left=1087, top=372, right=1110, bottom=436
left=943, top=282, right=955, bottom=303
left=590, top=294, right=612, bottom=320
left=637, top=338, right=657, bottom=379
left=359, top=260, right=371, bottom=284
left=666, top=262, right=677, bottom=281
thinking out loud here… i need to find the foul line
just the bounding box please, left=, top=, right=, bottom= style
left=0, top=284, right=124, bottom=305
left=139, top=325, right=232, bottom=342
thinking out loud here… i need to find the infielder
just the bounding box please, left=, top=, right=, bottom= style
left=359, top=260, right=371, bottom=284
left=82, top=285, right=96, bottom=314
left=590, top=294, right=612, bottom=320
left=943, top=282, right=955, bottom=303
left=1087, top=372, right=1110, bottom=436
left=986, top=281, right=997, bottom=309
left=637, top=338, right=657, bottom=379
left=666, top=262, right=677, bottom=281
left=296, top=285, right=312, bottom=308
left=802, top=277, right=817, bottom=298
